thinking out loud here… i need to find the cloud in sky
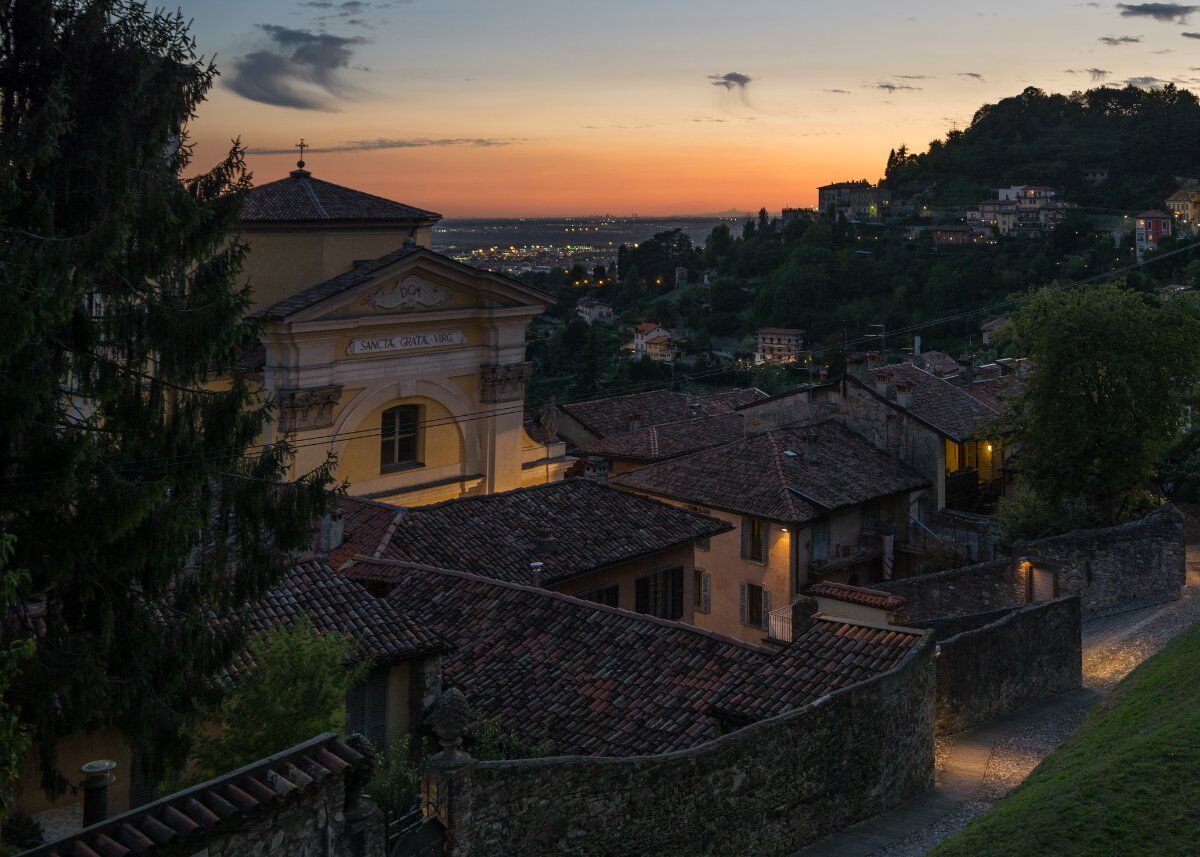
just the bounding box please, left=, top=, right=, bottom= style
left=228, top=25, right=367, bottom=110
left=1117, top=3, right=1198, bottom=21
left=958, top=72, right=986, bottom=81
left=1065, top=67, right=1113, bottom=80
left=1099, top=34, right=1144, bottom=44
left=1124, top=75, right=1171, bottom=87
left=246, top=137, right=522, bottom=154
left=873, top=81, right=921, bottom=92
left=824, top=88, right=852, bottom=94
left=709, top=72, right=753, bottom=90
left=1184, top=30, right=1200, bottom=35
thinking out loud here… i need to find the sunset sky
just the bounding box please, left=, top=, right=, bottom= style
left=179, top=0, right=1200, bottom=216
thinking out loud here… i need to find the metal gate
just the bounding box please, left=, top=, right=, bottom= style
left=387, top=805, right=445, bottom=857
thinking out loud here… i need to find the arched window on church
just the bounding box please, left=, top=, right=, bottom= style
left=381, top=404, right=422, bottom=472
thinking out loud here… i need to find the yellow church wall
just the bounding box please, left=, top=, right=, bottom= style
left=338, top=395, right=464, bottom=487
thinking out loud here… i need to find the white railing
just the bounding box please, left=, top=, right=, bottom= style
left=768, top=604, right=793, bottom=643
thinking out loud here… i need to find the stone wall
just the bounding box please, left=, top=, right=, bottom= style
left=877, top=506, right=1186, bottom=621
left=203, top=778, right=384, bottom=857
left=877, top=559, right=1021, bottom=623
left=933, top=597, right=1082, bottom=735
left=429, top=636, right=936, bottom=857
left=1014, top=505, right=1186, bottom=616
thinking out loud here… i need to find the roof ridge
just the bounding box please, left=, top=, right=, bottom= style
left=764, top=431, right=804, bottom=520
left=297, top=174, right=329, bottom=219
left=899, top=362, right=1001, bottom=416
left=353, top=557, right=774, bottom=653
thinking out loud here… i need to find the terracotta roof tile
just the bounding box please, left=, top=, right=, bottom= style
left=354, top=560, right=925, bottom=756
left=561, top=388, right=765, bottom=439
left=219, top=560, right=445, bottom=680
left=712, top=619, right=925, bottom=724
left=576, top=411, right=747, bottom=462
left=358, top=480, right=731, bottom=587
left=320, top=495, right=404, bottom=569
left=613, top=421, right=929, bottom=523
left=860, top=363, right=999, bottom=442
left=23, top=734, right=370, bottom=857
left=810, top=581, right=907, bottom=611
left=240, top=171, right=440, bottom=223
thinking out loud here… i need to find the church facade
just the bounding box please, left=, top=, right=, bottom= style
left=237, top=164, right=570, bottom=505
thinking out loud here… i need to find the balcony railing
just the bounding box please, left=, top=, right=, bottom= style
left=767, top=604, right=793, bottom=643
left=810, top=533, right=882, bottom=573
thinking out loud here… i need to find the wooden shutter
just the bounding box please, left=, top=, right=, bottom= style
left=760, top=588, right=771, bottom=631
left=738, top=582, right=748, bottom=625
left=760, top=521, right=770, bottom=563
left=635, top=576, right=650, bottom=615
left=669, top=566, right=684, bottom=620
left=740, top=519, right=751, bottom=559
left=700, top=570, right=711, bottom=614
left=347, top=670, right=389, bottom=751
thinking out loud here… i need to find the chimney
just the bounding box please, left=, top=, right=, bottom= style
left=689, top=399, right=701, bottom=419
left=874, top=368, right=893, bottom=398
left=912, top=334, right=922, bottom=357
left=319, top=511, right=346, bottom=553
left=528, top=561, right=544, bottom=588
left=584, top=456, right=610, bottom=484
left=866, top=350, right=883, bottom=371
left=628, top=412, right=643, bottom=432
left=957, top=354, right=975, bottom=384
left=847, top=352, right=869, bottom=382
left=895, top=378, right=914, bottom=408
left=80, top=760, right=117, bottom=828
left=533, top=526, right=557, bottom=555
left=802, top=431, right=819, bottom=465
left=818, top=366, right=828, bottom=383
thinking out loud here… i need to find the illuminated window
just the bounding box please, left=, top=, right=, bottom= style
left=380, top=405, right=421, bottom=472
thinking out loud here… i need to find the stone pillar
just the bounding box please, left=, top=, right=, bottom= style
left=479, top=363, right=532, bottom=494
left=340, top=733, right=386, bottom=857
left=422, top=689, right=475, bottom=854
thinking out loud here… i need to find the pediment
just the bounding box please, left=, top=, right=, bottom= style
left=287, top=249, right=551, bottom=324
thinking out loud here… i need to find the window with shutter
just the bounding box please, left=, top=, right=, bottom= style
left=742, top=517, right=767, bottom=563
left=635, top=567, right=683, bottom=619
left=346, top=670, right=389, bottom=752
left=746, top=582, right=765, bottom=627
left=738, top=582, right=748, bottom=625
left=812, top=517, right=830, bottom=561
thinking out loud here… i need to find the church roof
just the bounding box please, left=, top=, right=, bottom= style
left=240, top=168, right=441, bottom=224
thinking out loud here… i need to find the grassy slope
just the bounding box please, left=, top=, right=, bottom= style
left=932, top=620, right=1200, bottom=857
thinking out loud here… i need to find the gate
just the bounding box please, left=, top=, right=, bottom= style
left=386, top=804, right=445, bottom=857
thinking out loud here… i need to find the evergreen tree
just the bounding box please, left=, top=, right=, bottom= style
left=0, top=0, right=334, bottom=795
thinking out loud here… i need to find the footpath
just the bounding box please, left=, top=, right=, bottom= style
left=797, top=560, right=1200, bottom=857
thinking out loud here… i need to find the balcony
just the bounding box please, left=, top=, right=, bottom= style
left=767, top=604, right=794, bottom=644
left=810, top=534, right=882, bottom=574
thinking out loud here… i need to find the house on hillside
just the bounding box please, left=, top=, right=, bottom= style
left=611, top=420, right=930, bottom=643
left=754, top=328, right=805, bottom=364
left=1136, top=211, right=1173, bottom=258
left=576, top=297, right=613, bottom=324
left=1167, top=188, right=1200, bottom=234
left=980, top=316, right=1010, bottom=346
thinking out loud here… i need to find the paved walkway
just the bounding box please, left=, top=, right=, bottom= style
left=797, top=579, right=1200, bottom=857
